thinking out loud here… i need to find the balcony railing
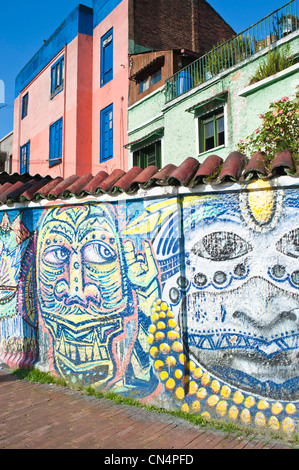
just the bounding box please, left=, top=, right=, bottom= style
left=165, top=0, right=298, bottom=103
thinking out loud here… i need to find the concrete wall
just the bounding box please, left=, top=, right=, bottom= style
left=0, top=176, right=298, bottom=437
left=127, top=32, right=299, bottom=166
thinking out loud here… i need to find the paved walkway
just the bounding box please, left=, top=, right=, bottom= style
left=0, top=366, right=296, bottom=451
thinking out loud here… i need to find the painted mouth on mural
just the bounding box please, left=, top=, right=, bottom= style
left=0, top=286, right=17, bottom=305
left=189, top=345, right=299, bottom=400
left=53, top=316, right=122, bottom=371
left=57, top=355, right=111, bottom=382
left=56, top=335, right=110, bottom=369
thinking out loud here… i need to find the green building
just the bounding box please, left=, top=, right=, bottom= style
left=127, top=1, right=299, bottom=169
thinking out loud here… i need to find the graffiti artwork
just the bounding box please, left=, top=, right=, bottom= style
left=36, top=203, right=160, bottom=397
left=0, top=179, right=298, bottom=434
left=0, top=211, right=37, bottom=368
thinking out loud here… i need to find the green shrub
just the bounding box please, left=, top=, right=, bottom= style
left=237, top=91, right=299, bottom=166
left=249, top=45, right=294, bottom=84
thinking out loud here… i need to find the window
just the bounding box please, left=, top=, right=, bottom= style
left=20, top=141, right=30, bottom=174
left=101, top=29, right=113, bottom=86
left=21, top=93, right=28, bottom=119
left=198, top=107, right=225, bottom=153
left=133, top=141, right=161, bottom=169
left=49, top=118, right=63, bottom=167
left=100, top=104, right=113, bottom=162
left=151, top=68, right=161, bottom=86
left=138, top=67, right=162, bottom=94
left=51, top=56, right=64, bottom=98
left=139, top=76, right=150, bottom=94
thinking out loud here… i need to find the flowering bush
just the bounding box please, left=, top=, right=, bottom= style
left=237, top=92, right=299, bottom=166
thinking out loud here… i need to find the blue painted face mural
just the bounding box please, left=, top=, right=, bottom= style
left=181, top=182, right=298, bottom=402
left=36, top=203, right=161, bottom=396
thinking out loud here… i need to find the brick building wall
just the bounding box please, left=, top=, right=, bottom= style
left=129, top=0, right=236, bottom=55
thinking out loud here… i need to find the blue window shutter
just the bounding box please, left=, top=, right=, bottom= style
left=59, top=118, right=63, bottom=159
left=20, top=141, right=30, bottom=174
left=101, top=29, right=113, bottom=86
left=100, top=104, right=113, bottom=162
left=26, top=141, right=30, bottom=173
left=49, top=122, right=55, bottom=161
left=49, top=117, right=63, bottom=167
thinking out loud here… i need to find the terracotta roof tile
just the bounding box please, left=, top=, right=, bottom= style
left=0, top=149, right=296, bottom=205
left=167, top=157, right=199, bottom=186
left=130, top=165, right=159, bottom=190
left=62, top=173, right=93, bottom=198
left=270, top=149, right=295, bottom=176
left=79, top=170, right=109, bottom=196
left=111, top=166, right=143, bottom=193
left=48, top=175, right=79, bottom=199
left=151, top=164, right=178, bottom=185
left=19, top=178, right=53, bottom=202
left=0, top=181, right=27, bottom=204
left=242, top=151, right=267, bottom=180
left=34, top=177, right=64, bottom=200
left=96, top=168, right=126, bottom=193
left=218, top=152, right=248, bottom=183
left=192, top=154, right=223, bottom=185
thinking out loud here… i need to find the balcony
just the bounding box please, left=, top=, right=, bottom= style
left=165, top=0, right=298, bottom=103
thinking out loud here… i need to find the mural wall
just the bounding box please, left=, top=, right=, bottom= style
left=0, top=178, right=298, bottom=435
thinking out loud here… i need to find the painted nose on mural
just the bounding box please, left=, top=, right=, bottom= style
left=64, top=253, right=88, bottom=307
left=231, top=275, right=299, bottom=333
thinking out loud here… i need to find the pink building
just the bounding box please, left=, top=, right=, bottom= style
left=12, top=1, right=235, bottom=177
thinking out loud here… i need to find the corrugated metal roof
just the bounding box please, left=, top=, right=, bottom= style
left=0, top=149, right=295, bottom=205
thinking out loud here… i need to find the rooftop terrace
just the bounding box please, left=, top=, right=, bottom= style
left=165, top=0, right=299, bottom=103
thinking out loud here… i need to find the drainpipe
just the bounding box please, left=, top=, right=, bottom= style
left=63, top=44, right=67, bottom=179
left=17, top=94, right=22, bottom=173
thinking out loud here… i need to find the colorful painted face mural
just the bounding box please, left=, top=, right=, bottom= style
left=179, top=180, right=299, bottom=402
left=0, top=181, right=298, bottom=435
left=36, top=203, right=161, bottom=395
left=0, top=211, right=37, bottom=368
left=127, top=182, right=298, bottom=434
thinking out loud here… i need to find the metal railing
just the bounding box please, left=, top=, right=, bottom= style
left=165, top=1, right=298, bottom=103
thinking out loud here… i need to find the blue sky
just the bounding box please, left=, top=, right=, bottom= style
left=0, top=0, right=291, bottom=139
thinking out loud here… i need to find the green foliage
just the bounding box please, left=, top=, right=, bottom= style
left=249, top=45, right=294, bottom=84
left=237, top=92, right=299, bottom=165
left=12, top=367, right=67, bottom=386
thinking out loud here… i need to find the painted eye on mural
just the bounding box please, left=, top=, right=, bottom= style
left=276, top=228, right=299, bottom=258
left=191, top=231, right=252, bottom=261
left=43, top=246, right=70, bottom=265
left=83, top=241, right=116, bottom=264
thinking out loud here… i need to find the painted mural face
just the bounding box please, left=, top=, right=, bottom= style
left=179, top=181, right=299, bottom=401
left=36, top=203, right=160, bottom=394
left=0, top=213, right=30, bottom=318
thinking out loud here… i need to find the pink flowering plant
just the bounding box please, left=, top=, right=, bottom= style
left=237, top=91, right=299, bottom=167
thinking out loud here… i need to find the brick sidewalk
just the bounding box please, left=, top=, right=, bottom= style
left=0, top=367, right=296, bottom=450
